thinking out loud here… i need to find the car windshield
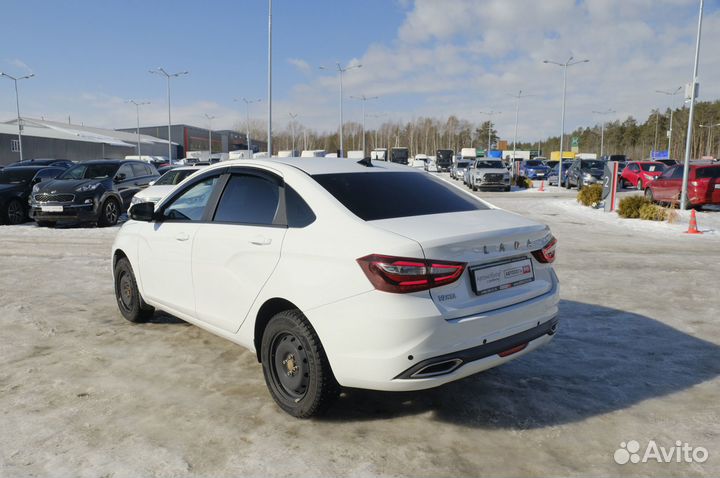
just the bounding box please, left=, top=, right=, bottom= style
left=475, top=161, right=505, bottom=169
left=640, top=163, right=665, bottom=172
left=313, top=171, right=488, bottom=221
left=525, top=160, right=543, bottom=167
left=59, top=163, right=119, bottom=180
left=581, top=160, right=605, bottom=169
left=696, top=167, right=720, bottom=179
left=456, top=161, right=470, bottom=168
left=0, top=169, right=36, bottom=184
left=155, top=169, right=198, bottom=186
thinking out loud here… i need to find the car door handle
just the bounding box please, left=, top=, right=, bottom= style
left=250, top=236, right=272, bottom=246
left=175, top=232, right=190, bottom=242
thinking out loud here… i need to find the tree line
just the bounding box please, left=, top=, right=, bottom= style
left=237, top=99, right=720, bottom=159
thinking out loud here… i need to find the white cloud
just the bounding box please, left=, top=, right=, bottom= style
left=282, top=0, right=719, bottom=142
left=287, top=58, right=311, bottom=74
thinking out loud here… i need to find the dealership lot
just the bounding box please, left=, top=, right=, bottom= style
left=1, top=185, right=718, bottom=477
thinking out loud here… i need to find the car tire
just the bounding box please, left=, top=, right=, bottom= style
left=644, top=188, right=655, bottom=203
left=637, top=179, right=643, bottom=191
left=36, top=220, right=56, bottom=228
left=504, top=186, right=511, bottom=192
left=261, top=309, right=339, bottom=418
left=114, top=257, right=154, bottom=323
left=564, top=177, right=571, bottom=189
left=577, top=179, right=584, bottom=191
left=4, top=199, right=26, bottom=225
left=472, top=181, right=478, bottom=191
left=98, top=197, right=120, bottom=227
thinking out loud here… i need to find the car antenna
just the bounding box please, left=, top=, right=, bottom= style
left=357, top=157, right=373, bottom=167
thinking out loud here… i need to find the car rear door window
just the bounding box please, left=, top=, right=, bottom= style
left=116, top=164, right=134, bottom=181
left=213, top=174, right=280, bottom=225
left=131, top=163, right=148, bottom=178
left=312, top=171, right=487, bottom=221
left=163, top=176, right=219, bottom=221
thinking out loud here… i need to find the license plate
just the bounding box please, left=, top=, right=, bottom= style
left=715, top=184, right=720, bottom=189
left=537, top=173, right=544, bottom=177
left=471, top=258, right=534, bottom=296
left=41, top=205, right=63, bottom=212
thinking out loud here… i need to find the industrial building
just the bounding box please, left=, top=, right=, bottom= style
left=0, top=118, right=175, bottom=166
left=117, top=124, right=267, bottom=156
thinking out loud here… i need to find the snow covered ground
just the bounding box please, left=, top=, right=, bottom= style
left=0, top=185, right=718, bottom=477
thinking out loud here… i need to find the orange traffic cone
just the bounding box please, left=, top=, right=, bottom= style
left=686, top=210, right=702, bottom=235
left=538, top=181, right=545, bottom=192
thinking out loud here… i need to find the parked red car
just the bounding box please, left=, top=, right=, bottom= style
left=644, top=164, right=720, bottom=209
left=621, top=161, right=666, bottom=189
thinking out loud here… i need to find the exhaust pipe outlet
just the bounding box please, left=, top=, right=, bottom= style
left=410, top=358, right=463, bottom=378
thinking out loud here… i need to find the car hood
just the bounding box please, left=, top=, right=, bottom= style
left=582, top=168, right=605, bottom=177
left=38, top=178, right=108, bottom=192
left=133, top=185, right=175, bottom=202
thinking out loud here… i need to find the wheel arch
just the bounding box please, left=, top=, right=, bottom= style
left=254, top=297, right=301, bottom=362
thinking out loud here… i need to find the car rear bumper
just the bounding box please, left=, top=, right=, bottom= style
left=307, top=270, right=560, bottom=391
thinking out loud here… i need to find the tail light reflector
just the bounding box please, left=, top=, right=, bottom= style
left=357, top=254, right=466, bottom=293
left=531, top=236, right=557, bottom=264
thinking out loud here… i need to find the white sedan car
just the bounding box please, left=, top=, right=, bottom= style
left=129, top=166, right=205, bottom=209
left=113, top=158, right=559, bottom=417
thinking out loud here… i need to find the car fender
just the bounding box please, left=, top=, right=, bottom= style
left=98, top=190, right=124, bottom=210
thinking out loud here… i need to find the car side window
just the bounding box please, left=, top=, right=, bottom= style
left=213, top=174, right=280, bottom=225
left=116, top=164, right=134, bottom=181
left=163, top=176, right=219, bottom=221
left=131, top=163, right=147, bottom=178
left=671, top=167, right=684, bottom=179
left=286, top=185, right=316, bottom=228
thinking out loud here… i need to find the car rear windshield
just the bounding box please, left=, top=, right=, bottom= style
left=60, top=163, right=119, bottom=180
left=312, top=171, right=488, bottom=221
left=155, top=169, right=197, bottom=186
left=696, top=166, right=720, bottom=179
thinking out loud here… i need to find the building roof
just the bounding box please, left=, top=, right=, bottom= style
left=1, top=118, right=176, bottom=147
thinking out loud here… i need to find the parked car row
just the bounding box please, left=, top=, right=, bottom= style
left=449, top=157, right=512, bottom=191
left=644, top=163, right=720, bottom=209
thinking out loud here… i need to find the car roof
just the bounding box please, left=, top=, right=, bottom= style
left=2, top=165, right=56, bottom=171
left=202, top=157, right=420, bottom=176
left=75, top=160, right=133, bottom=165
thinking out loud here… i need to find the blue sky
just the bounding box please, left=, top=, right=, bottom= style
left=2, top=0, right=720, bottom=141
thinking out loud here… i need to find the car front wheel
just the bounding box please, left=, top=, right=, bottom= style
left=114, top=257, right=154, bottom=323
left=637, top=179, right=643, bottom=191
left=644, top=187, right=655, bottom=203
left=261, top=310, right=339, bottom=418
left=98, top=197, right=120, bottom=227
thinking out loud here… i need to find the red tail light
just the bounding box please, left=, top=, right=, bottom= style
left=531, top=236, right=557, bottom=264
left=357, top=254, right=466, bottom=293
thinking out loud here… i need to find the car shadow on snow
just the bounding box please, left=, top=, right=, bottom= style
left=320, top=299, right=720, bottom=428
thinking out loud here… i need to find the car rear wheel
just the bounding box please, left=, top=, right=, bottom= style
left=261, top=310, right=339, bottom=418
left=114, top=257, right=154, bottom=323
left=5, top=199, right=26, bottom=225
left=98, top=197, right=120, bottom=227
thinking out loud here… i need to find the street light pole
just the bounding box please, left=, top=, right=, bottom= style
left=204, top=114, right=216, bottom=156
left=478, top=110, right=501, bottom=153
left=1, top=71, right=35, bottom=162
left=350, top=94, right=379, bottom=156
left=235, top=98, right=261, bottom=156
left=681, top=0, right=704, bottom=210
left=267, top=0, right=273, bottom=156
left=289, top=113, right=298, bottom=153
left=126, top=100, right=150, bottom=157
left=592, top=109, right=615, bottom=157
left=319, top=62, right=362, bottom=157
left=150, top=68, right=188, bottom=161
left=656, top=87, right=682, bottom=159
left=543, top=56, right=589, bottom=187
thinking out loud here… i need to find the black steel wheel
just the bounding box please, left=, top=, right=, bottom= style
left=99, top=198, right=119, bottom=227
left=261, top=310, right=338, bottom=418
left=5, top=199, right=26, bottom=225
left=114, top=257, right=154, bottom=323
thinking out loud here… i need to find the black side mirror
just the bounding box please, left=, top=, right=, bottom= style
left=129, top=202, right=156, bottom=222
left=114, top=173, right=127, bottom=182
left=32, top=177, right=42, bottom=184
